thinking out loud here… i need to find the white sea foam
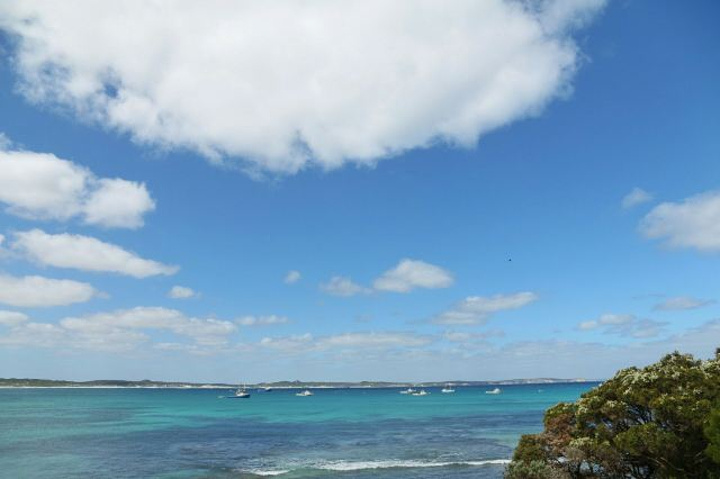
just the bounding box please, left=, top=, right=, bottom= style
left=244, top=469, right=290, bottom=476
left=241, top=459, right=509, bottom=476
left=316, top=459, right=510, bottom=471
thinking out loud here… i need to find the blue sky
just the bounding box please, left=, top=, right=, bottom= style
left=0, top=0, right=719, bottom=382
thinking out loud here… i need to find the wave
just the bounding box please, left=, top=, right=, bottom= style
left=242, top=458, right=510, bottom=476
left=244, top=470, right=291, bottom=477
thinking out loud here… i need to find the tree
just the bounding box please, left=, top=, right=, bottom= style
left=506, top=349, right=720, bottom=478
left=706, top=403, right=720, bottom=464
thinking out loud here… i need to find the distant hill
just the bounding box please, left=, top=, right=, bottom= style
left=0, top=377, right=596, bottom=388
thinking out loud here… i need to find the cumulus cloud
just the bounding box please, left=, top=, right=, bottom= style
left=320, top=276, right=370, bottom=297
left=284, top=270, right=301, bottom=284
left=321, top=259, right=453, bottom=297
left=653, top=296, right=714, bottom=311
left=432, top=292, right=539, bottom=325
left=0, top=0, right=605, bottom=175
left=577, top=313, right=666, bottom=339
left=168, top=286, right=197, bottom=299
left=12, top=229, right=178, bottom=278
left=621, top=187, right=653, bottom=209
left=640, top=191, right=720, bottom=252
left=373, top=259, right=453, bottom=293
left=0, top=143, right=154, bottom=228
left=0, top=274, right=98, bottom=307
left=236, top=315, right=289, bottom=327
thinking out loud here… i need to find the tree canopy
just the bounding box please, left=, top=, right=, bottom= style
left=506, top=349, right=720, bottom=478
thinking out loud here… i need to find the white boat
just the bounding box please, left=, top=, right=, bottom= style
left=441, top=384, right=456, bottom=394
left=263, top=386, right=273, bottom=392
left=485, top=388, right=502, bottom=395
left=228, top=384, right=251, bottom=399
left=411, top=389, right=429, bottom=396
left=399, top=388, right=416, bottom=395
left=296, top=389, right=313, bottom=397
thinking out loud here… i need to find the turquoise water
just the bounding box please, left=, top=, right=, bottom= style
left=0, top=383, right=597, bottom=478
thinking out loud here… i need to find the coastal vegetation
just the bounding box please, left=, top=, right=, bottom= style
left=506, top=349, right=720, bottom=478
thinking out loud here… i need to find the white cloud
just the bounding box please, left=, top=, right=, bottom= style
left=0, top=0, right=605, bottom=175
left=284, top=270, right=301, bottom=284
left=442, top=330, right=504, bottom=343
left=317, top=332, right=431, bottom=350
left=0, top=306, right=238, bottom=352
left=0, top=274, right=98, bottom=307
left=621, top=187, right=653, bottom=209
left=60, top=307, right=236, bottom=342
left=654, top=296, right=714, bottom=311
left=433, top=292, right=539, bottom=325
left=0, top=133, right=12, bottom=150
left=577, top=313, right=665, bottom=339
left=236, top=315, right=289, bottom=327
left=0, top=144, right=154, bottom=228
left=321, top=259, right=453, bottom=296
left=83, top=178, right=156, bottom=229
left=259, top=333, right=314, bottom=353
left=12, top=229, right=178, bottom=278
left=596, top=313, right=634, bottom=325
left=0, top=310, right=29, bottom=326
left=373, top=259, right=453, bottom=293
left=259, top=331, right=431, bottom=353
left=640, top=190, right=720, bottom=252
left=629, top=319, right=666, bottom=339
left=320, top=276, right=370, bottom=297
left=577, top=320, right=599, bottom=331
left=168, top=286, right=197, bottom=299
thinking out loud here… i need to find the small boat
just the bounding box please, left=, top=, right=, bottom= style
left=441, top=384, right=456, bottom=394
left=399, top=388, right=416, bottom=395
left=228, top=384, right=251, bottom=399
left=262, top=386, right=273, bottom=392
left=485, top=388, right=502, bottom=395
left=411, top=389, right=430, bottom=396
left=296, top=389, right=313, bottom=397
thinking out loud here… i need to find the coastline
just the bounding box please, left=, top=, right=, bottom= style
left=0, top=379, right=599, bottom=389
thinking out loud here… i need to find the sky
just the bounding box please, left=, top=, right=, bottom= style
left=0, top=0, right=718, bottom=383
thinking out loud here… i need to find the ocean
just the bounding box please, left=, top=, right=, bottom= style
left=0, top=383, right=597, bottom=478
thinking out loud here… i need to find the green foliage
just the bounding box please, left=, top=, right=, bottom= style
left=506, top=459, right=569, bottom=479
left=513, top=434, right=549, bottom=463
left=506, top=349, right=720, bottom=479
left=706, top=404, right=720, bottom=464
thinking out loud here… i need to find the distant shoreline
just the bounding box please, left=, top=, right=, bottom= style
left=0, top=378, right=599, bottom=389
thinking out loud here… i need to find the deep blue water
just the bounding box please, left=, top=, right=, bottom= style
left=0, top=383, right=598, bottom=478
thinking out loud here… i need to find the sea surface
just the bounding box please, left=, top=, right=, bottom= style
left=0, top=383, right=597, bottom=478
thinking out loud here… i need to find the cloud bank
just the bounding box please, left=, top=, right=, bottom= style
left=0, top=0, right=605, bottom=174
